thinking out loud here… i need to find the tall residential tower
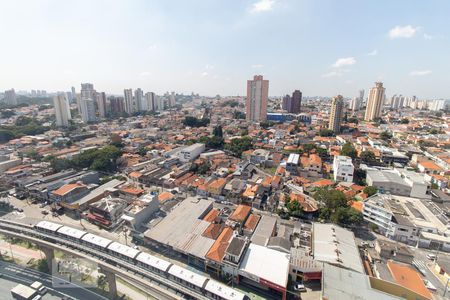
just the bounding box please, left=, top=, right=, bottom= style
left=364, top=82, right=385, bottom=122
left=329, top=95, right=344, bottom=133
left=53, top=92, right=71, bottom=127
left=246, top=75, right=269, bottom=122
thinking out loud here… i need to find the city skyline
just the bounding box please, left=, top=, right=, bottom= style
left=1, top=0, right=450, bottom=98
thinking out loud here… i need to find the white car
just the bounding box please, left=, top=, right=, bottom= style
left=294, top=283, right=306, bottom=292
left=426, top=254, right=437, bottom=260
left=423, top=280, right=437, bottom=291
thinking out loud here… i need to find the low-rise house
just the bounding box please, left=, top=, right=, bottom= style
left=51, top=183, right=89, bottom=203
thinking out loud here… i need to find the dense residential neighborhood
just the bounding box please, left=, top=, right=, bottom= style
left=0, top=81, right=449, bottom=300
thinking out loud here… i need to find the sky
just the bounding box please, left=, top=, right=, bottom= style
left=1, top=0, right=450, bottom=98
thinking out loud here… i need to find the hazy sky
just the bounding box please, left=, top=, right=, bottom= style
left=1, top=0, right=449, bottom=98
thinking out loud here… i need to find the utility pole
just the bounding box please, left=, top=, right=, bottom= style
left=444, top=277, right=450, bottom=297
left=8, top=239, right=15, bottom=262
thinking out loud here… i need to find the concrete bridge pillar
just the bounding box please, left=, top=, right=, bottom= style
left=100, top=267, right=117, bottom=300
left=40, top=246, right=54, bottom=273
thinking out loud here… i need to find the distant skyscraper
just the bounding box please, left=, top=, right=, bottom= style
left=53, top=92, right=71, bottom=127
left=145, top=92, right=156, bottom=111
left=134, top=88, right=144, bottom=111
left=282, top=94, right=290, bottom=111
left=288, top=90, right=302, bottom=113
left=329, top=95, right=344, bottom=133
left=80, top=98, right=96, bottom=123
left=169, top=92, right=176, bottom=107
left=4, top=89, right=17, bottom=106
left=359, top=89, right=365, bottom=103
left=71, top=86, right=76, bottom=102
left=96, top=92, right=107, bottom=118
left=109, top=96, right=125, bottom=115
left=364, top=82, right=385, bottom=121
left=246, top=75, right=269, bottom=122
left=350, top=97, right=360, bottom=111
left=124, top=89, right=134, bottom=114
left=80, top=83, right=96, bottom=119
left=157, top=95, right=165, bottom=111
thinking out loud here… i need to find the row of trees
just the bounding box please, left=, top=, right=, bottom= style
left=183, top=116, right=210, bottom=127
left=314, top=187, right=363, bottom=226
left=46, top=145, right=122, bottom=173
left=0, top=116, right=50, bottom=143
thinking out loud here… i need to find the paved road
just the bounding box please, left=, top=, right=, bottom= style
left=0, top=260, right=108, bottom=300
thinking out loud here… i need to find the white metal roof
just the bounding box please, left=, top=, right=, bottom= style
left=168, top=264, right=208, bottom=288
left=107, top=242, right=140, bottom=259
left=205, top=280, right=246, bottom=300
left=81, top=233, right=113, bottom=248
left=135, top=252, right=172, bottom=272
left=239, top=243, right=290, bottom=288
left=57, top=226, right=87, bottom=239
left=287, top=153, right=300, bottom=165
left=35, top=220, right=63, bottom=232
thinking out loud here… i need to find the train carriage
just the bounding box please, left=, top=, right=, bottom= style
left=107, top=242, right=140, bottom=262
left=135, top=252, right=172, bottom=275
left=81, top=233, right=113, bottom=251
left=167, top=264, right=208, bottom=292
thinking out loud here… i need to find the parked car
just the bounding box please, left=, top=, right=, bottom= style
left=294, top=283, right=307, bottom=292
left=426, top=253, right=437, bottom=260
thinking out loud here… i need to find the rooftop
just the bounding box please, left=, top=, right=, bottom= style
left=239, top=243, right=290, bottom=289
left=144, top=197, right=215, bottom=259
left=313, top=223, right=364, bottom=274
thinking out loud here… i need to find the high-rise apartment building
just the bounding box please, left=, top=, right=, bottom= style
left=169, top=92, right=176, bottom=107
left=109, top=96, right=125, bottom=115
left=351, top=89, right=364, bottom=111
left=364, top=82, right=385, bottom=121
left=80, top=83, right=96, bottom=120
left=246, top=75, right=269, bottom=122
left=96, top=92, right=107, bottom=118
left=134, top=88, right=144, bottom=111
left=329, top=95, right=344, bottom=133
left=53, top=92, right=71, bottom=127
left=145, top=92, right=156, bottom=111
left=4, top=89, right=17, bottom=106
left=282, top=94, right=290, bottom=111
left=80, top=98, right=96, bottom=123
left=124, top=89, right=134, bottom=114
left=71, top=86, right=76, bottom=102
left=289, top=90, right=302, bottom=113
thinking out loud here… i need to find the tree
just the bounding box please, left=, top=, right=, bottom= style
left=233, top=110, right=245, bottom=119
left=50, top=158, right=71, bottom=172
left=360, top=150, right=376, bottom=164
left=225, top=136, right=253, bottom=157
left=319, top=129, right=334, bottom=137
left=137, top=146, right=148, bottom=156
left=260, top=121, right=275, bottom=129
left=400, top=118, right=409, bottom=124
left=340, top=142, right=357, bottom=159
left=348, top=117, right=359, bottom=124
left=213, top=125, right=223, bottom=138
left=363, top=186, right=378, bottom=197
left=183, top=116, right=210, bottom=127
left=286, top=200, right=303, bottom=218
left=0, top=110, right=15, bottom=118
left=380, top=131, right=392, bottom=141
left=197, top=161, right=211, bottom=175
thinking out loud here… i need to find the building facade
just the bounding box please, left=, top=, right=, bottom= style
left=53, top=92, right=71, bottom=127
left=333, top=155, right=354, bottom=182
left=328, top=95, right=344, bottom=133
left=364, top=82, right=385, bottom=121
left=96, top=92, right=107, bottom=118
left=246, top=75, right=269, bottom=122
